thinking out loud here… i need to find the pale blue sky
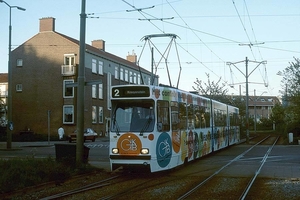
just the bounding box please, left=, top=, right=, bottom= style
left=1, top=0, right=299, bottom=97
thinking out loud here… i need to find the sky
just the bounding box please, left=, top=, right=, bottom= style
left=1, top=0, right=300, bottom=98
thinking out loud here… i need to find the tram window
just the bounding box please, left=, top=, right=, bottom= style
left=231, top=113, right=239, bottom=126
left=222, top=110, right=227, bottom=126
left=187, top=104, right=194, bottom=129
left=229, top=113, right=234, bottom=126
left=179, top=102, right=187, bottom=130
left=214, top=109, right=226, bottom=126
left=205, top=107, right=210, bottom=127
left=157, top=100, right=170, bottom=132
left=214, top=109, right=220, bottom=126
left=171, top=101, right=179, bottom=130
left=111, top=100, right=155, bottom=132
left=194, top=106, right=200, bottom=129
left=195, top=106, right=206, bottom=128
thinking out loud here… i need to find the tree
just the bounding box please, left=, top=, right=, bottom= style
left=192, top=73, right=246, bottom=133
left=270, top=103, right=285, bottom=131
left=279, top=57, right=300, bottom=133
left=192, top=73, right=230, bottom=104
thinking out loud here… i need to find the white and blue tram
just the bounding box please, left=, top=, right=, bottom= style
left=109, top=85, right=240, bottom=172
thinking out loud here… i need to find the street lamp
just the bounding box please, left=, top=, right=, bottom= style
left=0, top=0, right=26, bottom=149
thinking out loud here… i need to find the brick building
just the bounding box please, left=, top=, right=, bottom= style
left=11, top=17, right=158, bottom=139
left=231, top=94, right=280, bottom=122
left=248, top=95, right=280, bottom=121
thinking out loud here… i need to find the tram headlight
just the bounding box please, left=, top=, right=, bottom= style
left=112, top=148, right=119, bottom=154
left=141, top=148, right=149, bottom=154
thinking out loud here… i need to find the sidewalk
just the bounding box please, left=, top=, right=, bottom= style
left=0, top=137, right=109, bottom=149
left=0, top=141, right=67, bottom=151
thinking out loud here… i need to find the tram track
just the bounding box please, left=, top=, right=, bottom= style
left=239, top=136, right=279, bottom=199
left=40, top=175, right=121, bottom=199
left=178, top=135, right=280, bottom=199
left=6, top=134, right=297, bottom=199
left=91, top=136, right=283, bottom=199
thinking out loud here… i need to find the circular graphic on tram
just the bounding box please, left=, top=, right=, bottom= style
left=156, top=132, right=172, bottom=168
left=117, top=133, right=142, bottom=155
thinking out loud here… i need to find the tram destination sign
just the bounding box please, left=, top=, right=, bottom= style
left=112, top=86, right=150, bottom=98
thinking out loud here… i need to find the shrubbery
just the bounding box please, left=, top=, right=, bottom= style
left=0, top=157, right=92, bottom=193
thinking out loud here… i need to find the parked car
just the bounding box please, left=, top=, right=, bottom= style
left=68, top=128, right=98, bottom=143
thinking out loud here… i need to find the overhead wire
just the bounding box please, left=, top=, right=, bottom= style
left=120, top=0, right=297, bottom=95
left=243, top=0, right=269, bottom=90
left=231, top=0, right=272, bottom=94
left=166, top=0, right=235, bottom=89
left=121, top=0, right=241, bottom=93
left=121, top=0, right=165, bottom=33
left=165, top=0, right=241, bottom=92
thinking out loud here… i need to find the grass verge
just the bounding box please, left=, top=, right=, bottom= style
left=0, top=157, right=94, bottom=194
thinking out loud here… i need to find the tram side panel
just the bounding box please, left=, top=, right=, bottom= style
left=211, top=100, right=228, bottom=152
left=228, top=105, right=240, bottom=145
left=181, top=94, right=214, bottom=163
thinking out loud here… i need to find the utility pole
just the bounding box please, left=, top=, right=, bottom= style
left=76, top=0, right=86, bottom=165
left=227, top=57, right=267, bottom=143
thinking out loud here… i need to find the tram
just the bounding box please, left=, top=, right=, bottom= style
left=109, top=84, right=240, bottom=172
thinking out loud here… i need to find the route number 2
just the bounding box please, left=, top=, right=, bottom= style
left=114, top=89, right=120, bottom=97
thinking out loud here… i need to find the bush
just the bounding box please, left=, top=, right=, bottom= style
left=0, top=157, right=86, bottom=193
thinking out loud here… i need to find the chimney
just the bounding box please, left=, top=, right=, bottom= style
left=127, top=50, right=137, bottom=64
left=92, top=40, right=105, bottom=51
left=39, top=17, right=55, bottom=32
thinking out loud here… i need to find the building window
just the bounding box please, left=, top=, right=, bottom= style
left=99, top=83, right=103, bottom=99
left=63, top=105, right=74, bottom=124
left=92, top=84, right=97, bottom=98
left=115, top=66, right=119, bottom=79
left=63, top=80, right=74, bottom=98
left=16, top=84, right=22, bottom=92
left=125, top=70, right=128, bottom=82
left=92, top=59, right=97, bottom=73
left=148, top=77, right=151, bottom=85
left=16, top=59, right=23, bottom=67
left=98, top=60, right=103, bottom=75
left=120, top=68, right=124, bottom=80
left=129, top=71, right=133, bottom=83
left=92, top=106, right=97, bottom=124
left=63, top=54, right=76, bottom=75
left=64, top=54, right=75, bottom=66
left=99, top=106, right=103, bottom=123
left=133, top=72, right=137, bottom=84
left=137, top=74, right=141, bottom=84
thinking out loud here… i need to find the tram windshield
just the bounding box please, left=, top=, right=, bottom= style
left=111, top=100, right=155, bottom=133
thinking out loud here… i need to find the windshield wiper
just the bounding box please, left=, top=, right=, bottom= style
left=112, top=116, right=120, bottom=136
left=140, top=117, right=152, bottom=136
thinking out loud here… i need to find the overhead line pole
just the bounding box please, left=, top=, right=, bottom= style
left=227, top=57, right=267, bottom=143
left=76, top=0, right=86, bottom=165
